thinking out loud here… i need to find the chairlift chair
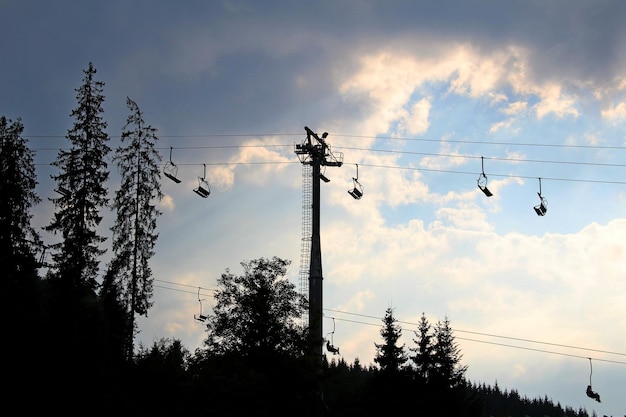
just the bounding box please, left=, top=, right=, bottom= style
left=533, top=178, right=548, bottom=216
left=348, top=164, right=364, bottom=200
left=320, top=167, right=330, bottom=183
left=585, top=358, right=601, bottom=403
left=477, top=156, right=493, bottom=197
left=164, top=147, right=182, bottom=183
left=194, top=287, right=208, bottom=322
left=193, top=164, right=211, bottom=198
left=55, top=186, right=71, bottom=197
left=325, top=317, right=340, bottom=355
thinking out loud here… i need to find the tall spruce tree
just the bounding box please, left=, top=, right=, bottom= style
left=411, top=312, right=435, bottom=382
left=45, top=62, right=110, bottom=292
left=0, top=116, right=41, bottom=279
left=432, top=316, right=468, bottom=387
left=0, top=116, right=42, bottom=343
left=374, top=307, right=408, bottom=373
left=103, top=97, right=163, bottom=359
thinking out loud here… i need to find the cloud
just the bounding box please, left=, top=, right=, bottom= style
left=601, top=101, right=626, bottom=121
left=159, top=194, right=175, bottom=212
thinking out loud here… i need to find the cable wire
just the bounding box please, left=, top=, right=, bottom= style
left=146, top=281, right=626, bottom=365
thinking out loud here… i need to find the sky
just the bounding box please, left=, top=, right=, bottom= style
left=1, top=0, right=625, bottom=414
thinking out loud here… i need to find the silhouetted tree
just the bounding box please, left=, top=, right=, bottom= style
left=410, top=311, right=434, bottom=382
left=103, top=97, right=162, bottom=360
left=0, top=116, right=42, bottom=388
left=197, top=257, right=314, bottom=415
left=431, top=315, right=468, bottom=388
left=45, top=62, right=110, bottom=292
left=373, top=307, right=408, bottom=373
left=41, top=63, right=111, bottom=393
left=0, top=116, right=41, bottom=285
left=204, top=256, right=307, bottom=357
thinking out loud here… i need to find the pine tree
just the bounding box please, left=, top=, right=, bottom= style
left=410, top=312, right=434, bottom=381
left=103, top=97, right=163, bottom=359
left=374, top=307, right=408, bottom=373
left=45, top=62, right=110, bottom=292
left=432, top=315, right=468, bottom=387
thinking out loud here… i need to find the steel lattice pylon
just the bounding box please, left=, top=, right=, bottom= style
left=294, top=126, right=343, bottom=360
left=299, top=164, right=312, bottom=328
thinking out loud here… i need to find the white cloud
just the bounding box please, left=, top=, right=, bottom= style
left=533, top=84, right=580, bottom=119
left=601, top=101, right=626, bottom=121
left=403, top=97, right=431, bottom=135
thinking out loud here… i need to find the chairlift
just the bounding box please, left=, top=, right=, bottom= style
left=477, top=156, right=493, bottom=197
left=325, top=317, right=340, bottom=355
left=55, top=186, right=71, bottom=197
left=533, top=177, right=548, bottom=216
left=194, top=287, right=208, bottom=322
left=320, top=167, right=330, bottom=183
left=348, top=164, right=364, bottom=200
left=193, top=164, right=211, bottom=198
left=164, top=147, right=182, bottom=183
left=585, top=358, right=601, bottom=403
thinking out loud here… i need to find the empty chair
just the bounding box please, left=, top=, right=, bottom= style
left=534, top=199, right=547, bottom=216
left=348, top=186, right=363, bottom=199
left=194, top=288, right=208, bottom=322
left=348, top=164, right=364, bottom=200
left=55, top=186, right=71, bottom=197
left=194, top=164, right=211, bottom=198
left=164, top=147, right=182, bottom=183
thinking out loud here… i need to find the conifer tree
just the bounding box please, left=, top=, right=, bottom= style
left=103, top=97, right=163, bottom=359
left=411, top=312, right=434, bottom=381
left=45, top=62, right=110, bottom=292
left=0, top=116, right=41, bottom=279
left=432, top=315, right=468, bottom=387
left=0, top=116, right=42, bottom=342
left=374, top=307, right=408, bottom=373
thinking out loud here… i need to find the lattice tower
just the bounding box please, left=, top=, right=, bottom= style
left=299, top=164, right=312, bottom=327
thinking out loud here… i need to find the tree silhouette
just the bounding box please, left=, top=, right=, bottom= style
left=42, top=63, right=111, bottom=391
left=45, top=62, right=110, bottom=292
left=411, top=312, right=435, bottom=382
left=0, top=116, right=41, bottom=282
left=432, top=315, right=468, bottom=388
left=204, top=256, right=307, bottom=357
left=374, top=307, right=408, bottom=373
left=0, top=116, right=43, bottom=387
left=196, top=257, right=313, bottom=416
left=103, top=97, right=162, bottom=360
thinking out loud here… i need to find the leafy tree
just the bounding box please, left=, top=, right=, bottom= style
left=103, top=97, right=163, bottom=359
left=197, top=257, right=314, bottom=416
left=431, top=315, right=468, bottom=387
left=45, top=62, right=110, bottom=292
left=373, top=307, right=408, bottom=373
left=204, top=256, right=307, bottom=358
left=410, top=312, right=434, bottom=381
